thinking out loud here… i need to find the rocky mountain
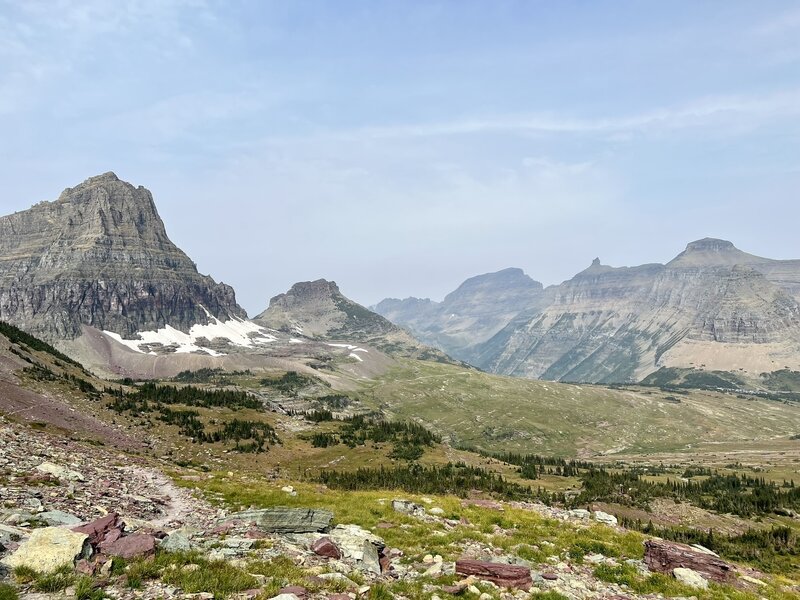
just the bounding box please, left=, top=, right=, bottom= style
left=0, top=173, right=245, bottom=341
left=254, top=279, right=456, bottom=362
left=373, top=268, right=547, bottom=362
left=378, top=239, right=800, bottom=383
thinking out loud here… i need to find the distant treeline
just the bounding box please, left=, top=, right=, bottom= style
left=575, top=469, right=799, bottom=517
left=302, top=411, right=440, bottom=461
left=107, top=383, right=278, bottom=453
left=316, top=462, right=559, bottom=503
left=0, top=320, right=84, bottom=368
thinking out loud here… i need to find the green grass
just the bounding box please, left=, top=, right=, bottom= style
left=74, top=576, right=105, bottom=600
left=0, top=583, right=19, bottom=600
left=356, top=360, right=800, bottom=456
left=31, top=564, right=75, bottom=593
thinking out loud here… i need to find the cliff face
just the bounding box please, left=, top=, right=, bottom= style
left=0, top=173, right=245, bottom=340
left=376, top=240, right=800, bottom=383
left=254, top=279, right=457, bottom=363
left=374, top=268, right=547, bottom=362
left=475, top=241, right=800, bottom=382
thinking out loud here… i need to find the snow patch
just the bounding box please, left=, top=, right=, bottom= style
left=327, top=343, right=368, bottom=353
left=349, top=352, right=364, bottom=362
left=104, top=309, right=277, bottom=356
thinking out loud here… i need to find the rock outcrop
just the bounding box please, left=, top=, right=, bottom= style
left=254, top=279, right=456, bottom=363
left=0, top=172, right=245, bottom=341
left=644, top=539, right=734, bottom=583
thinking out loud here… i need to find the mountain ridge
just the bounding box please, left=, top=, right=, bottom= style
left=376, top=238, right=800, bottom=382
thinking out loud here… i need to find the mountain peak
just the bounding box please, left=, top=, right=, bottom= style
left=0, top=174, right=245, bottom=340
left=668, top=238, right=756, bottom=269
left=684, top=238, right=737, bottom=253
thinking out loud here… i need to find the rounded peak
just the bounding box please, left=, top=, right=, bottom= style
left=684, top=238, right=737, bottom=253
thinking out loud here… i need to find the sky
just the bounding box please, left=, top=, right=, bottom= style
left=1, top=1, right=799, bottom=314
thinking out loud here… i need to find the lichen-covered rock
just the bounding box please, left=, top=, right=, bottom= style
left=226, top=507, right=333, bottom=533
left=1, top=526, right=89, bottom=573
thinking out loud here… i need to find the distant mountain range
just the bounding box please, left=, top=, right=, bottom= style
left=375, top=238, right=800, bottom=383
left=3, top=173, right=799, bottom=385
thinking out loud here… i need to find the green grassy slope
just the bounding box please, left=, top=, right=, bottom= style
left=356, top=360, right=800, bottom=457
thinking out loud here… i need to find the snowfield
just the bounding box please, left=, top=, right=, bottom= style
left=103, top=310, right=277, bottom=356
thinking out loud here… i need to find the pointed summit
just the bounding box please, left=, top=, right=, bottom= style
left=0, top=173, right=245, bottom=340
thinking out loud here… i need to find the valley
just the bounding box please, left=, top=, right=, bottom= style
left=0, top=173, right=799, bottom=600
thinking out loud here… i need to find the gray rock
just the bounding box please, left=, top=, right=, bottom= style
left=160, top=530, right=194, bottom=553
left=35, top=462, right=84, bottom=482
left=226, top=507, right=333, bottom=533
left=392, top=499, right=426, bottom=517
left=37, top=510, right=82, bottom=527
left=673, top=567, right=709, bottom=589
left=592, top=511, right=618, bottom=526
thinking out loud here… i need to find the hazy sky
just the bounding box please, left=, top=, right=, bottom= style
left=1, top=1, right=799, bottom=314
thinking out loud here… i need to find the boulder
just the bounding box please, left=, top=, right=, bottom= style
left=567, top=509, right=591, bottom=520
left=278, top=586, right=307, bottom=598
left=161, top=530, right=194, bottom=553
left=455, top=559, right=532, bottom=590
left=310, top=536, right=341, bottom=559
left=38, top=510, right=82, bottom=527
left=73, top=513, right=123, bottom=548
left=327, top=524, right=385, bottom=573
left=593, top=511, right=618, bottom=526
left=102, top=533, right=157, bottom=559
left=392, top=499, right=426, bottom=517
left=644, top=540, right=733, bottom=583
left=35, top=462, right=84, bottom=482
left=0, top=526, right=89, bottom=573
left=673, top=567, right=709, bottom=589
left=226, top=508, right=333, bottom=533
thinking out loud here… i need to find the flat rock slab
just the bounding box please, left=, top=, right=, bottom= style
left=455, top=559, right=532, bottom=590
left=103, top=533, right=157, bottom=559
left=1, top=526, right=89, bottom=573
left=227, top=507, right=333, bottom=533
left=644, top=539, right=734, bottom=583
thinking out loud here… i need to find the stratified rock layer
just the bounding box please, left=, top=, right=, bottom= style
left=0, top=172, right=245, bottom=341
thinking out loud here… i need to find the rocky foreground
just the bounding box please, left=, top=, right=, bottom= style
left=0, top=417, right=785, bottom=600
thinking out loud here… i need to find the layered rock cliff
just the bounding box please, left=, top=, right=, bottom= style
left=0, top=173, right=245, bottom=340
left=254, top=279, right=457, bottom=363
left=377, top=239, right=800, bottom=382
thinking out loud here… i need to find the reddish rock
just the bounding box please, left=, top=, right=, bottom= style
left=211, top=522, right=235, bottom=535
left=75, top=559, right=96, bottom=575
left=279, top=586, right=308, bottom=598
left=455, top=559, right=532, bottom=590
left=328, top=595, right=351, bottom=600
left=311, top=537, right=341, bottom=559
left=73, top=513, right=123, bottom=547
left=644, top=540, right=734, bottom=583
left=442, top=582, right=469, bottom=595
left=103, top=534, right=157, bottom=559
